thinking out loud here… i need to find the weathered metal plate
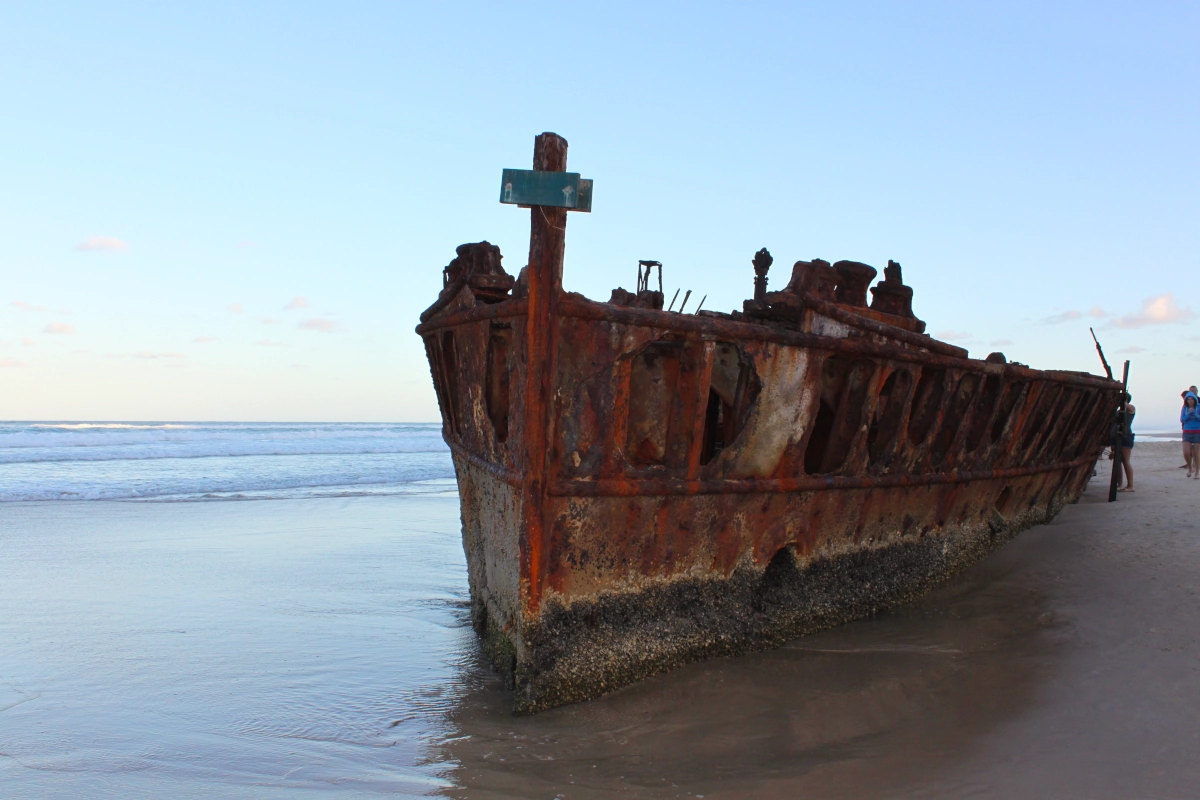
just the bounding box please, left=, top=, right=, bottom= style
left=500, top=169, right=591, bottom=211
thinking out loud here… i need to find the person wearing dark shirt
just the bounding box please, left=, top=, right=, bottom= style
left=1112, top=395, right=1136, bottom=491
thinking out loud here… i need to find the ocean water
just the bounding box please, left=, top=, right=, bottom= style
left=0, top=421, right=455, bottom=502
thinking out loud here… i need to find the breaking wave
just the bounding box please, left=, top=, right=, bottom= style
left=0, top=422, right=455, bottom=502
left=0, top=422, right=447, bottom=463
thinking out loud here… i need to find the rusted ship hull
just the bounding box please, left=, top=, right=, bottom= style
left=418, top=134, right=1119, bottom=713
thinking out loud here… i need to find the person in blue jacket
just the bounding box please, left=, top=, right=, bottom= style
left=1183, top=391, right=1200, bottom=479
left=1180, top=386, right=1198, bottom=469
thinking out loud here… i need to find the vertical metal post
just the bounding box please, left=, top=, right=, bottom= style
left=1108, top=360, right=1130, bottom=502
left=753, top=248, right=772, bottom=302
left=522, top=132, right=568, bottom=611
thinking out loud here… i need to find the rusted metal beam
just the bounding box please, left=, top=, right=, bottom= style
left=685, top=341, right=716, bottom=480
left=558, top=296, right=1114, bottom=391
left=800, top=293, right=967, bottom=358
left=547, top=454, right=1095, bottom=497
left=414, top=298, right=528, bottom=335
left=446, top=438, right=522, bottom=486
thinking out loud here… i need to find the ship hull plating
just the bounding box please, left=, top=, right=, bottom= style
left=457, top=453, right=1089, bottom=713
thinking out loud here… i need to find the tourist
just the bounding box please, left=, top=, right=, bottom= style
left=1112, top=394, right=1136, bottom=491
left=1183, top=386, right=1199, bottom=469
left=1183, top=392, right=1200, bottom=479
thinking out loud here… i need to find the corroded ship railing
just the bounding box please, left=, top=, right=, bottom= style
left=417, top=133, right=1121, bottom=712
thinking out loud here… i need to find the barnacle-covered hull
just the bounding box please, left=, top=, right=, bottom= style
left=417, top=133, right=1119, bottom=713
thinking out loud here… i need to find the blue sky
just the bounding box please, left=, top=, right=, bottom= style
left=1, top=2, right=1196, bottom=427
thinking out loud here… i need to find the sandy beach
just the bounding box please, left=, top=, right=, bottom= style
left=2, top=441, right=1197, bottom=798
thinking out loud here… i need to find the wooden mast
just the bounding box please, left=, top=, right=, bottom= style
left=522, top=132, right=568, bottom=612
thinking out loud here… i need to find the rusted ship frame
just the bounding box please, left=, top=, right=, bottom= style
left=417, top=133, right=1120, bottom=713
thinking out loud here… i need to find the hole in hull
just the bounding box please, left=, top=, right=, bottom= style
left=962, top=374, right=1002, bottom=453
left=930, top=373, right=979, bottom=466
left=995, top=484, right=1014, bottom=516
left=755, top=545, right=800, bottom=610
left=989, top=381, right=1029, bottom=446
left=1019, top=384, right=1062, bottom=453
left=805, top=356, right=875, bottom=474
left=906, top=367, right=947, bottom=446
left=804, top=400, right=837, bottom=474
left=485, top=324, right=512, bottom=442
left=868, top=369, right=913, bottom=466
left=701, top=343, right=761, bottom=465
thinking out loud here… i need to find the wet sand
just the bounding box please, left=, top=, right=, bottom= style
left=2, top=442, right=1198, bottom=798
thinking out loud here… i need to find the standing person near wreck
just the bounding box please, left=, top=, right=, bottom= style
left=1112, top=394, right=1136, bottom=491
left=1182, top=391, right=1200, bottom=479
left=1183, top=386, right=1199, bottom=470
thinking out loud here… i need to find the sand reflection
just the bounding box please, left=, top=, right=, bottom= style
left=434, top=545, right=1058, bottom=798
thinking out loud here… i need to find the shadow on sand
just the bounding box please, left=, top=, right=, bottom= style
left=430, top=537, right=1063, bottom=799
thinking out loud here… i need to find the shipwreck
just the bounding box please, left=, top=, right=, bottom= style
left=417, top=133, right=1121, bottom=713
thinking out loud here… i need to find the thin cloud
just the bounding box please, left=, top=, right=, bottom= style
left=1111, top=293, right=1195, bottom=329
left=935, top=330, right=971, bottom=342
left=10, top=301, right=48, bottom=312
left=21, top=337, right=34, bottom=346
left=254, top=339, right=289, bottom=347
left=0, top=358, right=25, bottom=368
left=193, top=336, right=218, bottom=343
left=1043, top=310, right=1082, bottom=324
left=133, top=351, right=185, bottom=359
left=298, top=317, right=339, bottom=333
left=991, top=339, right=1013, bottom=346
left=260, top=317, right=280, bottom=325
left=283, top=296, right=311, bottom=311
left=291, top=363, right=309, bottom=369
left=236, top=239, right=258, bottom=248
left=43, top=322, right=75, bottom=334
left=75, top=236, right=128, bottom=252
left=1116, top=346, right=1147, bottom=354
left=1088, top=306, right=1107, bottom=318
left=228, top=303, right=244, bottom=314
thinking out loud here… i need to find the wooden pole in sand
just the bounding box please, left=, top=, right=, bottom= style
left=1108, top=360, right=1130, bottom=502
